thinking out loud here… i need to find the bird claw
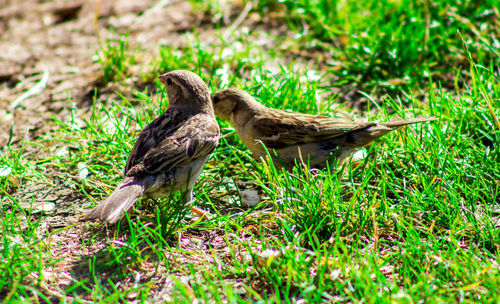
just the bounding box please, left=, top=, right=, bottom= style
left=190, top=206, right=212, bottom=221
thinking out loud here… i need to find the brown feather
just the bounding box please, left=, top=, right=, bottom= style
left=84, top=70, right=220, bottom=223
left=84, top=177, right=150, bottom=224
left=212, top=88, right=436, bottom=170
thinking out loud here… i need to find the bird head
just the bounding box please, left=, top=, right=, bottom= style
left=159, top=70, right=212, bottom=113
left=212, top=89, right=263, bottom=121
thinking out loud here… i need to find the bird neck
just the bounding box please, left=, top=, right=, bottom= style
left=231, top=100, right=265, bottom=128
left=169, top=95, right=215, bottom=115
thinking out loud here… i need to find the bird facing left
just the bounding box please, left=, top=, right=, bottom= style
left=84, top=70, right=220, bottom=224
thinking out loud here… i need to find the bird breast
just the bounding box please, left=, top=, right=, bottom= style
left=233, top=118, right=266, bottom=157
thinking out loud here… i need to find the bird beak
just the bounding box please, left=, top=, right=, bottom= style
left=158, top=73, right=167, bottom=84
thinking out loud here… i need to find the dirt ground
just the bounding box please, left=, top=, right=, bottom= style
left=0, top=0, right=342, bottom=148
left=1, top=0, right=200, bottom=145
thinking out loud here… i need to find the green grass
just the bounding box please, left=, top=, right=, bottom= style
left=253, top=0, right=500, bottom=91
left=98, top=35, right=137, bottom=85
left=1, top=0, right=499, bottom=302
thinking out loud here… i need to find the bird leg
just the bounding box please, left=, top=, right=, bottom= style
left=183, top=188, right=211, bottom=220
left=190, top=206, right=210, bottom=220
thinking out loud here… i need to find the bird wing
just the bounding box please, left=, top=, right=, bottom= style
left=253, top=110, right=374, bottom=149
left=124, top=110, right=219, bottom=176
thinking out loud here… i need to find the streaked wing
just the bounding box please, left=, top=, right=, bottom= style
left=125, top=110, right=219, bottom=176
left=125, top=109, right=185, bottom=174
left=253, top=109, right=374, bottom=148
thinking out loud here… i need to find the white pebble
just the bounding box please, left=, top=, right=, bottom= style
left=240, top=189, right=260, bottom=207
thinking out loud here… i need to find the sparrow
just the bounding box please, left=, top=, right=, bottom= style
left=85, top=70, right=220, bottom=224
left=212, top=88, right=436, bottom=170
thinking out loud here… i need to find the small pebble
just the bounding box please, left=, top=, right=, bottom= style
left=240, top=189, right=260, bottom=207
left=32, top=202, right=56, bottom=213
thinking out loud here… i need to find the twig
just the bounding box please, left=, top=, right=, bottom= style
left=223, top=0, right=255, bottom=40
left=11, top=67, right=50, bottom=109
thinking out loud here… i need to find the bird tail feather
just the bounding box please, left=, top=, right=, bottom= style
left=379, top=117, right=438, bottom=128
left=84, top=177, right=146, bottom=224
left=351, top=117, right=437, bottom=147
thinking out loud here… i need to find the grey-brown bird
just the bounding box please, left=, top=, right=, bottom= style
left=212, top=88, right=436, bottom=170
left=85, top=70, right=220, bottom=223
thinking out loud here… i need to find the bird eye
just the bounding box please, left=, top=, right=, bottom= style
left=166, top=78, right=172, bottom=85
left=213, top=96, right=220, bottom=104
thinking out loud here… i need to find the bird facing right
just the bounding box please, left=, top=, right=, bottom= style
left=212, top=88, right=436, bottom=170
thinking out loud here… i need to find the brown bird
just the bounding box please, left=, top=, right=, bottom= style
left=212, top=88, right=436, bottom=170
left=85, top=70, right=220, bottom=224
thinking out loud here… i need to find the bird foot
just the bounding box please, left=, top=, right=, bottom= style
left=190, top=206, right=212, bottom=220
